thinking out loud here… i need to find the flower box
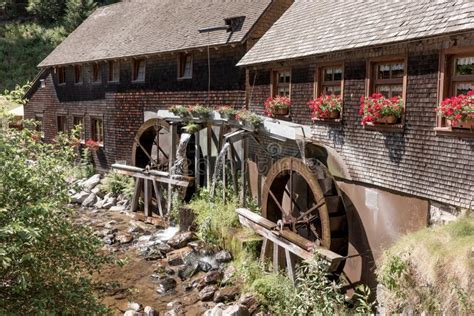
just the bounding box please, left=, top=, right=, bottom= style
left=308, top=95, right=342, bottom=121
left=360, top=93, right=403, bottom=126
left=436, top=91, right=474, bottom=131
left=264, top=96, right=291, bottom=117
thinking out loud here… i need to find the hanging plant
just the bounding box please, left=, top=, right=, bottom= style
left=183, top=122, right=201, bottom=134
left=217, top=105, right=238, bottom=120
left=435, top=90, right=474, bottom=129
left=308, top=95, right=342, bottom=120
left=236, top=109, right=263, bottom=129
left=359, top=93, right=403, bottom=125
left=188, top=104, right=212, bottom=119
left=169, top=105, right=190, bottom=118
left=264, top=96, right=291, bottom=117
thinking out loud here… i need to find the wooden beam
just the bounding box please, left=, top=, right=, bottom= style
left=152, top=180, right=164, bottom=217
left=236, top=208, right=344, bottom=272
left=112, top=167, right=193, bottom=187
left=206, top=124, right=212, bottom=188
left=144, top=179, right=151, bottom=217
left=168, top=123, right=178, bottom=213
left=194, top=130, right=200, bottom=189
left=130, top=178, right=143, bottom=212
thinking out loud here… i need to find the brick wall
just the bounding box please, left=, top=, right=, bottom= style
left=248, top=39, right=474, bottom=209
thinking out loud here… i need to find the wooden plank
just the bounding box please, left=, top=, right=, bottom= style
left=168, top=123, right=178, bottom=214
left=285, top=249, right=295, bottom=283
left=113, top=168, right=193, bottom=187
left=236, top=208, right=343, bottom=271
left=194, top=130, right=200, bottom=189
left=241, top=137, right=248, bottom=206
left=228, top=143, right=238, bottom=193
left=130, top=178, right=143, bottom=212
left=152, top=180, right=164, bottom=217
left=144, top=179, right=151, bottom=217
left=273, top=242, right=279, bottom=272
left=206, top=124, right=212, bottom=188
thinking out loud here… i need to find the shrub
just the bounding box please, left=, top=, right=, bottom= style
left=251, top=273, right=294, bottom=315
left=64, top=0, right=97, bottom=32
left=188, top=186, right=239, bottom=244
left=0, top=112, right=109, bottom=314
left=27, top=0, right=66, bottom=22
left=100, top=171, right=134, bottom=199
left=378, top=215, right=474, bottom=313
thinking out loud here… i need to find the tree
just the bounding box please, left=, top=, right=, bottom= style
left=64, top=0, right=97, bottom=32
left=26, top=0, right=66, bottom=23
left=0, top=109, right=109, bottom=314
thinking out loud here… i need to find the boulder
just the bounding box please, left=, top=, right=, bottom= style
left=82, top=174, right=101, bottom=191
left=215, top=250, right=232, bottom=263
left=103, top=197, right=117, bottom=209
left=94, top=198, right=105, bottom=209
left=72, top=191, right=89, bottom=204
left=156, top=276, right=177, bottom=295
left=223, top=305, right=250, bottom=316
left=117, top=233, right=133, bottom=244
left=199, top=285, right=217, bottom=301
left=110, top=205, right=125, bottom=212
left=166, top=247, right=193, bottom=266
left=143, top=306, right=156, bottom=316
left=203, top=303, right=225, bottom=316
left=239, top=294, right=258, bottom=314
left=92, top=186, right=105, bottom=198
left=167, top=231, right=194, bottom=249
left=198, top=260, right=213, bottom=273
left=214, top=286, right=240, bottom=303
left=177, top=263, right=199, bottom=280
left=127, top=302, right=143, bottom=312
left=124, top=311, right=142, bottom=316
left=204, top=270, right=223, bottom=285
left=82, top=193, right=97, bottom=208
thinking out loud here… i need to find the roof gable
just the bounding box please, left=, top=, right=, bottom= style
left=238, top=0, right=474, bottom=66
left=39, top=0, right=272, bottom=67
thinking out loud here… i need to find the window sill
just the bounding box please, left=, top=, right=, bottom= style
left=312, top=118, right=343, bottom=125
left=434, top=127, right=474, bottom=138
left=132, top=80, right=145, bottom=84
left=177, top=76, right=192, bottom=80
left=74, top=82, right=83, bottom=86
left=363, top=123, right=404, bottom=133
left=107, top=80, right=120, bottom=84
left=58, top=83, right=66, bottom=86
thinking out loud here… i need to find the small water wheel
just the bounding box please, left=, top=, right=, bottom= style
left=132, top=118, right=174, bottom=170
left=261, top=157, right=348, bottom=275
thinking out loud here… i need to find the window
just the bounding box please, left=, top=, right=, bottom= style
left=57, top=115, right=67, bottom=133
left=272, top=70, right=291, bottom=97
left=91, top=118, right=104, bottom=144
left=451, top=56, right=474, bottom=96
left=370, top=61, right=405, bottom=98
left=436, top=48, right=474, bottom=134
left=132, top=59, right=146, bottom=82
left=108, top=60, right=120, bottom=82
left=316, top=64, right=344, bottom=97
left=178, top=53, right=192, bottom=79
left=73, top=116, right=84, bottom=140
left=74, top=65, right=83, bottom=84
left=92, top=64, right=101, bottom=83
left=57, top=67, right=66, bottom=85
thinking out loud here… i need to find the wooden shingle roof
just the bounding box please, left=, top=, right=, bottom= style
left=39, top=0, right=272, bottom=67
left=238, top=0, right=474, bottom=66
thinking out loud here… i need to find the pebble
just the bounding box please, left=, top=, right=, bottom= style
left=127, top=302, right=142, bottom=312
left=156, top=276, right=177, bottom=295
left=204, top=270, right=223, bottom=285
left=117, top=233, right=133, bottom=244
left=215, top=250, right=232, bottom=263
left=144, top=306, right=156, bottom=316
left=214, top=286, right=240, bottom=303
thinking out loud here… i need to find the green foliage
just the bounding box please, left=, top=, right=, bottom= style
left=378, top=215, right=474, bottom=313
left=100, top=171, right=135, bottom=199
left=64, top=0, right=97, bottom=32
left=0, top=22, right=66, bottom=92
left=27, top=0, right=66, bottom=22
left=189, top=104, right=212, bottom=118
left=183, top=122, right=201, bottom=134
left=251, top=273, right=294, bottom=315
left=353, top=285, right=376, bottom=314
left=188, top=186, right=240, bottom=244
left=169, top=105, right=190, bottom=118
left=3, top=82, right=31, bottom=106
left=0, top=114, right=109, bottom=314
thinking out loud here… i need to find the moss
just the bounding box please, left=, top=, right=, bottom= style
left=378, top=214, right=474, bottom=313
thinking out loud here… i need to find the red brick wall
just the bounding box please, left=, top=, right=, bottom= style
left=248, top=39, right=474, bottom=210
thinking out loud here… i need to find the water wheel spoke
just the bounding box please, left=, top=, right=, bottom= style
left=309, top=223, right=321, bottom=241
left=295, top=199, right=325, bottom=222
left=135, top=137, right=158, bottom=167
left=268, top=189, right=286, bottom=217
left=283, top=187, right=303, bottom=213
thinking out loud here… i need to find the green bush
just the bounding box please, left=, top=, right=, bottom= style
left=0, top=112, right=109, bottom=314
left=100, top=171, right=134, bottom=199
left=251, top=273, right=294, bottom=315
left=378, top=215, right=474, bottom=313
left=188, top=186, right=240, bottom=244
left=27, top=0, right=66, bottom=22
left=64, top=0, right=97, bottom=32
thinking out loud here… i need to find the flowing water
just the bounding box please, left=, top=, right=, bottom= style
left=211, top=142, right=230, bottom=195
left=170, top=133, right=191, bottom=175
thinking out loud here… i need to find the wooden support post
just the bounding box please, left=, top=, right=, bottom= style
left=152, top=180, right=164, bottom=217
left=228, top=143, right=238, bottom=194
left=241, top=137, right=248, bottom=206
left=273, top=243, right=279, bottom=272
left=168, top=123, right=178, bottom=213
left=194, top=130, right=200, bottom=189
left=206, top=124, right=212, bottom=188
left=223, top=148, right=227, bottom=201
left=285, top=249, right=296, bottom=283
left=131, top=178, right=143, bottom=212
left=144, top=179, right=151, bottom=217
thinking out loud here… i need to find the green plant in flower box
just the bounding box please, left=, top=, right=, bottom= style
left=169, top=105, right=190, bottom=118
left=189, top=104, right=212, bottom=119
left=237, top=110, right=263, bottom=128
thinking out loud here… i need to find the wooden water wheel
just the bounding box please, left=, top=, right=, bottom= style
left=132, top=118, right=174, bottom=170
left=260, top=157, right=348, bottom=276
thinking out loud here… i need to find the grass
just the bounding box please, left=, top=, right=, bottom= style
left=0, top=21, right=65, bottom=92
left=378, top=214, right=474, bottom=313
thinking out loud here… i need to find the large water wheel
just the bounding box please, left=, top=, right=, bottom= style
left=261, top=157, right=348, bottom=275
